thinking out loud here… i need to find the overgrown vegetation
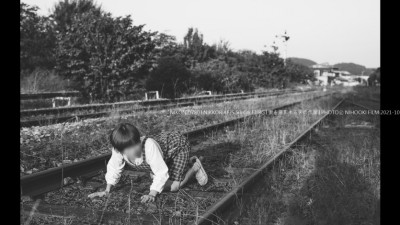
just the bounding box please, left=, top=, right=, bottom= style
left=347, top=86, right=380, bottom=109
left=20, top=69, right=70, bottom=93
left=230, top=90, right=379, bottom=225
left=20, top=0, right=314, bottom=102
left=21, top=92, right=339, bottom=225
left=20, top=90, right=328, bottom=174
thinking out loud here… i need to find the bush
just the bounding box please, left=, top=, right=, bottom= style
left=190, top=69, right=224, bottom=93
left=55, top=11, right=157, bottom=103
left=146, top=56, right=191, bottom=99
left=190, top=59, right=255, bottom=94
left=20, top=3, right=56, bottom=71
left=20, top=69, right=71, bottom=93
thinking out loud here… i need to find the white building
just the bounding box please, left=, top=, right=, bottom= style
left=311, top=64, right=338, bottom=86
left=311, top=64, right=368, bottom=87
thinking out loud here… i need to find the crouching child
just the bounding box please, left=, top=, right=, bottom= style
left=88, top=123, right=208, bottom=203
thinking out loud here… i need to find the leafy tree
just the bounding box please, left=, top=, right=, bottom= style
left=55, top=11, right=157, bottom=102
left=190, top=59, right=227, bottom=93
left=152, top=32, right=188, bottom=65
left=215, top=39, right=232, bottom=55
left=257, top=53, right=314, bottom=88
left=183, top=28, right=217, bottom=68
left=146, top=56, right=191, bottom=99
left=257, top=51, right=286, bottom=88
left=285, top=59, right=315, bottom=83
left=51, top=0, right=102, bottom=33
left=153, top=33, right=178, bottom=56
left=228, top=50, right=263, bottom=83
left=20, top=3, right=56, bottom=71
left=190, top=70, right=222, bottom=93
left=191, top=58, right=254, bottom=93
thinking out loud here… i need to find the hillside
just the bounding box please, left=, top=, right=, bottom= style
left=333, top=62, right=375, bottom=75
left=287, top=57, right=317, bottom=67
left=286, top=59, right=376, bottom=76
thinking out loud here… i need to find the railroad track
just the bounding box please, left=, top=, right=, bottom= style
left=193, top=98, right=344, bottom=225
left=20, top=102, right=194, bottom=128
left=20, top=89, right=298, bottom=117
left=346, top=92, right=380, bottom=105
left=21, top=90, right=340, bottom=225
left=193, top=97, right=381, bottom=225
left=217, top=99, right=380, bottom=225
left=345, top=96, right=380, bottom=112
left=20, top=88, right=318, bottom=128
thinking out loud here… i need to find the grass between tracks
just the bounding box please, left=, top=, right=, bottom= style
left=20, top=90, right=333, bottom=175
left=20, top=90, right=291, bottom=120
left=347, top=86, right=380, bottom=110
left=232, top=94, right=380, bottom=225
left=207, top=96, right=340, bottom=170
left=21, top=92, right=346, bottom=225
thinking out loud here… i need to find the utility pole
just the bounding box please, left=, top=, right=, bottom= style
left=275, top=30, right=290, bottom=66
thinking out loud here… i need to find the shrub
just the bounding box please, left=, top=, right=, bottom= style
left=146, top=56, right=191, bottom=99
left=55, top=11, right=157, bottom=103
left=20, top=69, right=70, bottom=93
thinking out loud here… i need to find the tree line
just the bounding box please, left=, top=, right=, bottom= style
left=21, top=0, right=314, bottom=102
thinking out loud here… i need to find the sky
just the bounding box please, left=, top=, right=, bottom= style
left=23, top=0, right=380, bottom=68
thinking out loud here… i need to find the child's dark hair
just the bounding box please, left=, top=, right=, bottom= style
left=109, top=123, right=141, bottom=152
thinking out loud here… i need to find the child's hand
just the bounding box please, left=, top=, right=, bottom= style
left=88, top=190, right=109, bottom=198
left=141, top=194, right=155, bottom=203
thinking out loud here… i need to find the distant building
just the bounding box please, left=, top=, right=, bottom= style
left=332, top=70, right=351, bottom=76
left=311, top=64, right=338, bottom=86
left=310, top=64, right=368, bottom=87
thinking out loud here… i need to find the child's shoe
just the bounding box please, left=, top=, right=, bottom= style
left=190, top=156, right=208, bottom=186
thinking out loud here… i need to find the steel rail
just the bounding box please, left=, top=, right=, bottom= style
left=191, top=98, right=345, bottom=225
left=346, top=95, right=380, bottom=110
left=19, top=91, right=265, bottom=116
left=347, top=94, right=380, bottom=104
left=20, top=91, right=333, bottom=198
left=21, top=92, right=267, bottom=119
left=365, top=98, right=380, bottom=104
left=20, top=93, right=277, bottom=127
left=345, top=100, right=379, bottom=111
